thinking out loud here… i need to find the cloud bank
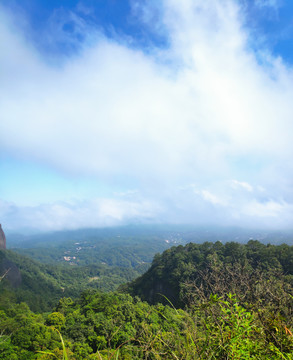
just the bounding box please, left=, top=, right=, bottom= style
left=1, top=0, right=293, bottom=231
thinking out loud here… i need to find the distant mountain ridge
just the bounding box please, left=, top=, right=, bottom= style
left=7, top=225, right=293, bottom=249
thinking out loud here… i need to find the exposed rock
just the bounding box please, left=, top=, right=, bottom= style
left=0, top=224, right=6, bottom=250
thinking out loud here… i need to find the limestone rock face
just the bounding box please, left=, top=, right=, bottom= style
left=0, top=224, right=6, bottom=250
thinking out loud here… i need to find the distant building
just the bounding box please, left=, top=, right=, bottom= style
left=0, top=224, right=6, bottom=250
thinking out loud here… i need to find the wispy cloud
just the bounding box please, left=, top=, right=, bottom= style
left=254, top=0, right=281, bottom=10
left=231, top=180, right=253, bottom=192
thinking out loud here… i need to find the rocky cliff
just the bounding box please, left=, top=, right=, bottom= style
left=0, top=224, right=6, bottom=250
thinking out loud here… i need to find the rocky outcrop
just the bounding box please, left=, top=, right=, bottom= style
left=0, top=224, right=6, bottom=250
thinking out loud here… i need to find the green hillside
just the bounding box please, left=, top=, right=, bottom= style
left=9, top=226, right=184, bottom=267
left=1, top=241, right=293, bottom=359
left=0, top=250, right=142, bottom=312
left=126, top=240, right=293, bottom=307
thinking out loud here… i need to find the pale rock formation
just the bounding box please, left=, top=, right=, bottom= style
left=0, top=224, right=6, bottom=250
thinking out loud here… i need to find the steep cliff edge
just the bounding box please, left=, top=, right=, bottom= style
left=0, top=224, right=6, bottom=250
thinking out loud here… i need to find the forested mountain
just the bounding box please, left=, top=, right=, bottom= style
left=1, top=240, right=293, bottom=359
left=126, top=240, right=293, bottom=307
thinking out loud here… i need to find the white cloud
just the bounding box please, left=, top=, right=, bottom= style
left=231, top=180, right=253, bottom=192
left=254, top=0, right=280, bottom=9
left=244, top=200, right=286, bottom=217
left=193, top=189, right=227, bottom=207
left=1, top=0, right=293, bottom=230
left=0, top=198, right=162, bottom=232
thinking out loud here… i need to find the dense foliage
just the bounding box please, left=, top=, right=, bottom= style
left=127, top=240, right=293, bottom=306
left=1, top=240, right=293, bottom=359
left=1, top=288, right=293, bottom=359
left=0, top=250, right=142, bottom=312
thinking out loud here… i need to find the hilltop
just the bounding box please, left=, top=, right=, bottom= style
left=126, top=240, right=293, bottom=307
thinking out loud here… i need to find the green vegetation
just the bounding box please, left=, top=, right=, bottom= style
left=127, top=240, right=293, bottom=306
left=1, top=289, right=293, bottom=359
left=0, top=250, right=143, bottom=312
left=9, top=226, right=184, bottom=266
left=1, top=240, right=293, bottom=358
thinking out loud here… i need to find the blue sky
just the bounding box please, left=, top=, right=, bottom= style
left=1, top=0, right=293, bottom=232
